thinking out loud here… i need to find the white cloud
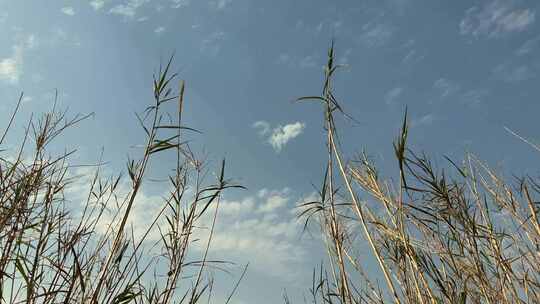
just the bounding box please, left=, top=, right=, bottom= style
left=154, top=26, right=165, bottom=34
left=21, top=96, right=33, bottom=104
left=171, top=0, right=190, bottom=8
left=90, top=0, right=106, bottom=10
left=211, top=0, right=232, bottom=10
left=433, top=78, right=460, bottom=100
left=0, top=35, right=36, bottom=85
left=257, top=188, right=290, bottom=213
left=498, top=10, right=535, bottom=32
left=73, top=185, right=164, bottom=242
left=109, top=0, right=149, bottom=18
left=218, top=197, right=255, bottom=217
left=109, top=5, right=136, bottom=17
left=50, top=160, right=320, bottom=286
left=411, top=114, right=435, bottom=127
left=61, top=7, right=76, bottom=16
left=253, top=120, right=270, bottom=136
left=269, top=122, right=305, bottom=152
left=0, top=48, right=23, bottom=84
left=75, top=175, right=310, bottom=279
left=460, top=1, right=535, bottom=38
left=385, top=87, right=403, bottom=105
left=253, top=121, right=306, bottom=152
left=204, top=188, right=309, bottom=277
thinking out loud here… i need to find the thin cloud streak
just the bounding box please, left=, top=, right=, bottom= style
left=460, top=0, right=535, bottom=38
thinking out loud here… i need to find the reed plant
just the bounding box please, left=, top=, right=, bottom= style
left=0, top=57, right=244, bottom=304
left=296, top=42, right=540, bottom=304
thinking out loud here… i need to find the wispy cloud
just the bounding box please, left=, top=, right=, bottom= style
left=402, top=49, right=421, bottom=64
left=357, top=21, right=394, bottom=48
left=21, top=95, right=33, bottom=104
left=171, top=0, right=190, bottom=9
left=0, top=46, right=27, bottom=84
left=387, top=0, right=411, bottom=15
left=460, top=89, right=489, bottom=107
left=493, top=62, right=534, bottom=83
left=211, top=0, right=232, bottom=10
left=109, top=0, right=149, bottom=18
left=0, top=28, right=78, bottom=85
left=269, top=122, right=305, bottom=152
left=154, top=26, right=165, bottom=34
left=0, top=34, right=37, bottom=85
left=299, top=55, right=318, bottom=68
left=90, top=0, right=106, bottom=11
left=256, top=188, right=290, bottom=213
left=516, top=36, right=540, bottom=56
left=276, top=54, right=290, bottom=65
left=433, top=78, right=460, bottom=100
left=312, top=19, right=344, bottom=36
left=338, top=48, right=353, bottom=65
left=200, top=31, right=226, bottom=57
left=411, top=113, right=435, bottom=127
left=460, top=0, right=535, bottom=38
left=107, top=0, right=188, bottom=15
left=61, top=7, right=76, bottom=16
left=109, top=6, right=136, bottom=18
left=400, top=39, right=424, bottom=65
left=253, top=121, right=306, bottom=152
left=253, top=121, right=271, bottom=136
left=275, top=53, right=321, bottom=69
left=42, top=27, right=81, bottom=47
left=385, top=87, right=403, bottom=105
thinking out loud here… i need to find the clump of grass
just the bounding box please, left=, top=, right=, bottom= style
left=296, top=42, right=540, bottom=304
left=0, top=57, right=245, bottom=304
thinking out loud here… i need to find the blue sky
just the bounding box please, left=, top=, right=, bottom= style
left=1, top=0, right=540, bottom=303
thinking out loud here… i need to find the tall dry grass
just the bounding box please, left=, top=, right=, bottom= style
left=0, top=57, right=245, bottom=304
left=296, top=42, right=540, bottom=304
